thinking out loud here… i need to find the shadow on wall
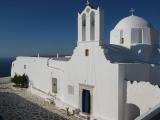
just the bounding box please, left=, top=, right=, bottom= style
left=127, top=64, right=160, bottom=87
left=104, top=44, right=159, bottom=64
left=125, top=103, right=140, bottom=120
left=130, top=45, right=154, bottom=62
left=105, top=44, right=160, bottom=86
left=135, top=103, right=160, bottom=120
left=142, top=111, right=160, bottom=120
left=0, top=92, right=67, bottom=120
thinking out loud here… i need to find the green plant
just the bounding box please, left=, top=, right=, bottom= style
left=12, top=74, right=29, bottom=88
left=11, top=74, right=18, bottom=83
left=22, top=74, right=29, bottom=88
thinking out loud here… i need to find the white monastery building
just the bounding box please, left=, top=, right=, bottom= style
left=11, top=1, right=160, bottom=120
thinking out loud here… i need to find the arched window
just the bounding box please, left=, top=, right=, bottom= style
left=82, top=14, right=86, bottom=41
left=90, top=11, right=95, bottom=40
left=120, top=30, right=124, bottom=44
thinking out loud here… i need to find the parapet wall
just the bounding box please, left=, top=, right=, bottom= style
left=127, top=81, right=160, bottom=115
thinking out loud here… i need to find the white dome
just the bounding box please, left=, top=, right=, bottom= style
left=115, top=15, right=152, bottom=29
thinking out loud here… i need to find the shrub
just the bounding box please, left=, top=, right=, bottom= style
left=22, top=74, right=29, bottom=88
left=11, top=74, right=18, bottom=83
left=11, top=74, right=29, bottom=88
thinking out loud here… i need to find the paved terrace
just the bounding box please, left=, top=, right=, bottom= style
left=0, top=78, right=83, bottom=120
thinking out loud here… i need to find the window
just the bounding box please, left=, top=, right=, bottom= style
left=24, top=65, right=26, bottom=69
left=120, top=30, right=124, bottom=44
left=120, top=38, right=124, bottom=44
left=85, top=49, right=89, bottom=56
left=68, top=85, right=74, bottom=95
left=52, top=78, right=57, bottom=93
left=138, top=29, right=142, bottom=43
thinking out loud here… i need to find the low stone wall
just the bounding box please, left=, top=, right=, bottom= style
left=0, top=77, right=11, bottom=84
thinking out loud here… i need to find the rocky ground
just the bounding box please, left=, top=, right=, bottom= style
left=0, top=81, right=83, bottom=120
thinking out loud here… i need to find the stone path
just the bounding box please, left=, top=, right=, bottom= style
left=0, top=82, right=83, bottom=120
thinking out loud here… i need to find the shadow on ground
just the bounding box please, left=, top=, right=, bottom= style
left=0, top=92, right=67, bottom=120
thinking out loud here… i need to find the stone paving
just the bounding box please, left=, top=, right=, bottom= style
left=0, top=82, right=83, bottom=120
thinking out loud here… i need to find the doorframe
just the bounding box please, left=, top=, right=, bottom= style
left=52, top=78, right=58, bottom=94
left=79, top=83, right=94, bottom=115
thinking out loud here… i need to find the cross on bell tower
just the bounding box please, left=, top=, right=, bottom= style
left=129, top=8, right=135, bottom=16
left=86, top=0, right=90, bottom=6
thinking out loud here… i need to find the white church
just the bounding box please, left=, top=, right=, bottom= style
left=11, top=1, right=160, bottom=120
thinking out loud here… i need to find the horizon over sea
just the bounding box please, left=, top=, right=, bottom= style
left=0, top=55, right=69, bottom=78
left=0, top=57, right=15, bottom=77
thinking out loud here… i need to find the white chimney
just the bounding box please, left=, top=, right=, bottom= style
left=57, top=53, right=59, bottom=58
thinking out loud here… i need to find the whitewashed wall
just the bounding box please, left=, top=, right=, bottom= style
left=110, top=29, right=131, bottom=48
left=11, top=57, right=66, bottom=99
left=124, top=63, right=160, bottom=120
left=127, top=81, right=160, bottom=115
left=63, top=42, right=126, bottom=120
left=11, top=42, right=127, bottom=120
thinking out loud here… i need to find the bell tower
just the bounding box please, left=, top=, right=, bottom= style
left=78, top=1, right=104, bottom=45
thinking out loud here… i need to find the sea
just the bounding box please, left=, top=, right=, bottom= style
left=0, top=57, right=15, bottom=77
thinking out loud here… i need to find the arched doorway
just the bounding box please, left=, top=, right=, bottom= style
left=82, top=89, right=91, bottom=114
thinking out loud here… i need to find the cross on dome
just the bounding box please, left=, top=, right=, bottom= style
left=129, top=8, right=135, bottom=16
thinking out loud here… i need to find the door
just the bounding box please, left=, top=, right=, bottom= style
left=82, top=89, right=91, bottom=114
left=52, top=78, right=57, bottom=93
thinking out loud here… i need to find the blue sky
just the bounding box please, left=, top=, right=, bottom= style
left=0, top=0, right=160, bottom=57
